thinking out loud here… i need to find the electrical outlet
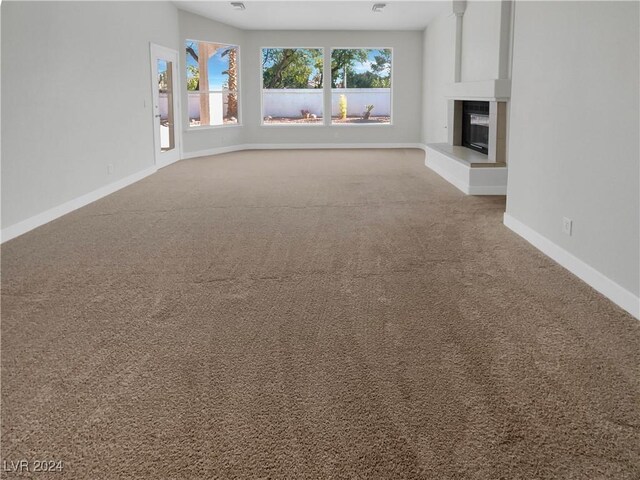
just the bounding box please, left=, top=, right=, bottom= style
left=107, top=164, right=114, bottom=175
left=562, top=217, right=573, bottom=236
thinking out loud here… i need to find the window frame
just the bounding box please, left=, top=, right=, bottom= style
left=329, top=47, right=394, bottom=127
left=259, top=46, right=326, bottom=128
left=184, top=38, right=242, bottom=131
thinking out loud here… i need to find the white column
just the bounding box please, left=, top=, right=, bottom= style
left=452, top=1, right=467, bottom=83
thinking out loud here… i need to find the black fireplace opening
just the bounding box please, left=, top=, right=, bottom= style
left=461, top=101, right=490, bottom=155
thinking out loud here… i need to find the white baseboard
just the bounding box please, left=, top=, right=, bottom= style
left=504, top=213, right=639, bottom=320
left=2, top=144, right=423, bottom=242
left=5, top=145, right=636, bottom=322
left=156, top=155, right=183, bottom=169
left=245, top=142, right=425, bottom=151
left=181, top=143, right=424, bottom=160
left=181, top=144, right=249, bottom=159
left=1, top=166, right=157, bottom=243
left=468, top=185, right=508, bottom=195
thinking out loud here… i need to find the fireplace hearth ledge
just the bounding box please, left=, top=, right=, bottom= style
left=424, top=143, right=507, bottom=196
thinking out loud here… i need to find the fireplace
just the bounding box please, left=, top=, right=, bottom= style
left=461, top=101, right=490, bottom=155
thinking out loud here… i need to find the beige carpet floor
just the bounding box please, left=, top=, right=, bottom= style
left=2, top=149, right=639, bottom=479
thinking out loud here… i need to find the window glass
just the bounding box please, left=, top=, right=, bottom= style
left=262, top=48, right=324, bottom=125
left=186, top=40, right=239, bottom=126
left=331, top=48, right=391, bottom=125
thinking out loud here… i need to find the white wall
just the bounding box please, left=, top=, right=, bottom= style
left=1, top=1, right=179, bottom=230
left=177, top=16, right=423, bottom=152
left=2, top=6, right=423, bottom=234
left=421, top=1, right=507, bottom=144
left=422, top=13, right=455, bottom=144
left=460, top=0, right=503, bottom=82
left=243, top=30, right=423, bottom=145
left=178, top=10, right=245, bottom=154
left=506, top=1, right=640, bottom=297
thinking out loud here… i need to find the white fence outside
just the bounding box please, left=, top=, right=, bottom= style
left=262, top=88, right=391, bottom=118
left=159, top=89, right=391, bottom=121
left=187, top=91, right=230, bottom=122
left=262, top=89, right=323, bottom=118
left=160, top=92, right=231, bottom=123
left=331, top=89, right=391, bottom=117
left=158, top=93, right=170, bottom=120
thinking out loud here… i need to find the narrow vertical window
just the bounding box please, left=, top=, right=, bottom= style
left=331, top=48, right=392, bottom=125
left=157, top=59, right=175, bottom=151
left=261, top=48, right=324, bottom=125
left=186, top=40, right=240, bottom=127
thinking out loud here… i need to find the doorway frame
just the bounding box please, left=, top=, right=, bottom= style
left=150, top=43, right=182, bottom=168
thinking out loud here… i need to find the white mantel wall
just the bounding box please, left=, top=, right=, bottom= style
left=460, top=0, right=503, bottom=82
left=422, top=1, right=507, bottom=144
left=421, top=13, right=455, bottom=144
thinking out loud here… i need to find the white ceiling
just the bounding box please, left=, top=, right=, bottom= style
left=174, top=1, right=451, bottom=31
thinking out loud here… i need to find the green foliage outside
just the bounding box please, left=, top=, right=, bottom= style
left=158, top=71, right=168, bottom=92
left=186, top=65, right=199, bottom=91
left=262, top=48, right=324, bottom=89
left=331, top=48, right=391, bottom=89
left=261, top=48, right=391, bottom=89
left=346, top=71, right=389, bottom=88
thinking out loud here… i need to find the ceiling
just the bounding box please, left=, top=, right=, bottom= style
left=174, top=1, right=451, bottom=31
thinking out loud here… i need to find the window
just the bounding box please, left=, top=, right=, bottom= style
left=157, top=59, right=175, bottom=151
left=261, top=48, right=323, bottom=125
left=186, top=40, right=239, bottom=127
left=331, top=48, right=392, bottom=125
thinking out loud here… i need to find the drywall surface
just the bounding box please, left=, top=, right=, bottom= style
left=421, top=1, right=508, bottom=143
left=422, top=14, right=455, bottom=144
left=506, top=1, right=640, bottom=296
left=460, top=0, right=503, bottom=82
left=242, top=30, right=423, bottom=145
left=179, top=10, right=246, bottom=154
left=1, top=1, right=179, bottom=230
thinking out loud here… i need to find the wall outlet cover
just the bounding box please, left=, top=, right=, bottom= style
left=562, top=217, right=573, bottom=236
